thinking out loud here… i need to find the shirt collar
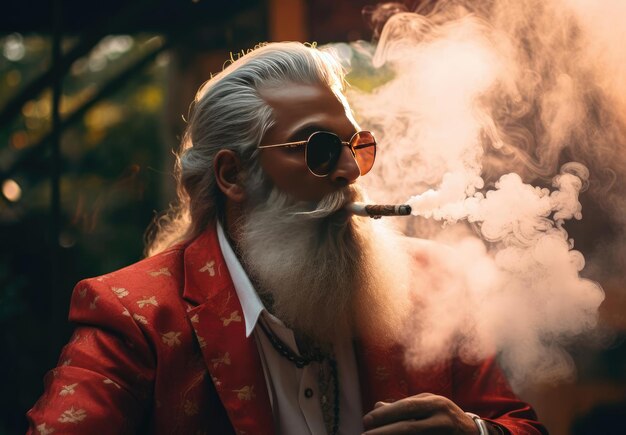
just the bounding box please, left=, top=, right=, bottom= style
left=216, top=220, right=266, bottom=337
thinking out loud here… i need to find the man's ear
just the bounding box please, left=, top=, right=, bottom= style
left=214, top=149, right=246, bottom=203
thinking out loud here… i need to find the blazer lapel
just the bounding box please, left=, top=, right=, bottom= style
left=182, top=227, right=275, bottom=435
left=356, top=340, right=453, bottom=413
left=356, top=341, right=410, bottom=412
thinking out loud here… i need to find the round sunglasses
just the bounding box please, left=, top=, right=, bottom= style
left=257, top=130, right=377, bottom=177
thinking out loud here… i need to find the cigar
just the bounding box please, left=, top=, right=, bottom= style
left=346, top=202, right=412, bottom=219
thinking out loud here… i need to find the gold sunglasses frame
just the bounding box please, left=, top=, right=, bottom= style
left=257, top=130, right=376, bottom=177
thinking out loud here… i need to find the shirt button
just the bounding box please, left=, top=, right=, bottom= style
left=304, top=388, right=314, bottom=398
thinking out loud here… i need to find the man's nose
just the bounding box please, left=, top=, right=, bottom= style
left=329, top=145, right=360, bottom=185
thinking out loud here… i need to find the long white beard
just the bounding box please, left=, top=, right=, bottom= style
left=237, top=183, right=411, bottom=345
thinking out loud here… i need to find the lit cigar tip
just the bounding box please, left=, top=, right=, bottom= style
left=398, top=205, right=412, bottom=215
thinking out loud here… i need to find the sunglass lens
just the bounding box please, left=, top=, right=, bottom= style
left=306, top=132, right=342, bottom=176
left=352, top=131, right=376, bottom=175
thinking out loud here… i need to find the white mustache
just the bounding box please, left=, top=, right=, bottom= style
left=289, top=186, right=362, bottom=219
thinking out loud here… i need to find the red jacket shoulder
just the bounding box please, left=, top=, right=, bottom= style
left=75, top=245, right=185, bottom=305
left=87, top=245, right=185, bottom=290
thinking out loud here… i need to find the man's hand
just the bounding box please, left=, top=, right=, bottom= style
left=362, top=393, right=479, bottom=434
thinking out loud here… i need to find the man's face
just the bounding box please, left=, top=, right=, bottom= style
left=238, top=83, right=409, bottom=344
left=257, top=82, right=362, bottom=202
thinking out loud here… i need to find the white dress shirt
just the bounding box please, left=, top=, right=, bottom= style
left=217, top=222, right=364, bottom=434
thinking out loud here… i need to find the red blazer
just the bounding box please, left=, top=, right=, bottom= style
left=27, top=227, right=546, bottom=434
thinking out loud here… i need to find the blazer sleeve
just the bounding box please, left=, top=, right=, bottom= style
left=27, top=278, right=156, bottom=435
left=452, top=357, right=548, bottom=435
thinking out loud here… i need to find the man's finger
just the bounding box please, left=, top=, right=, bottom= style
left=363, top=395, right=444, bottom=430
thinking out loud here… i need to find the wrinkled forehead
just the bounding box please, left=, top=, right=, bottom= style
left=258, top=81, right=359, bottom=140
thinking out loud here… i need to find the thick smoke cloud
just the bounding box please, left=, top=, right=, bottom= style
left=332, top=0, right=626, bottom=387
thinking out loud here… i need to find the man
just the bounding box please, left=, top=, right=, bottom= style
left=28, top=42, right=546, bottom=434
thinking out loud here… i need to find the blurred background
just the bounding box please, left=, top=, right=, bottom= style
left=1, top=0, right=624, bottom=433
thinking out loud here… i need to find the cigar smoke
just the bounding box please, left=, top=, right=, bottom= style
left=330, top=0, right=626, bottom=387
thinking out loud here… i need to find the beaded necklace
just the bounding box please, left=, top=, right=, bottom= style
left=258, top=319, right=340, bottom=435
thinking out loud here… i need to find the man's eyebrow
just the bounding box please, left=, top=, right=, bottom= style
left=288, top=124, right=327, bottom=142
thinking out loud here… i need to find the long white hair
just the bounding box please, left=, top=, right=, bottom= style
left=145, top=42, right=346, bottom=256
